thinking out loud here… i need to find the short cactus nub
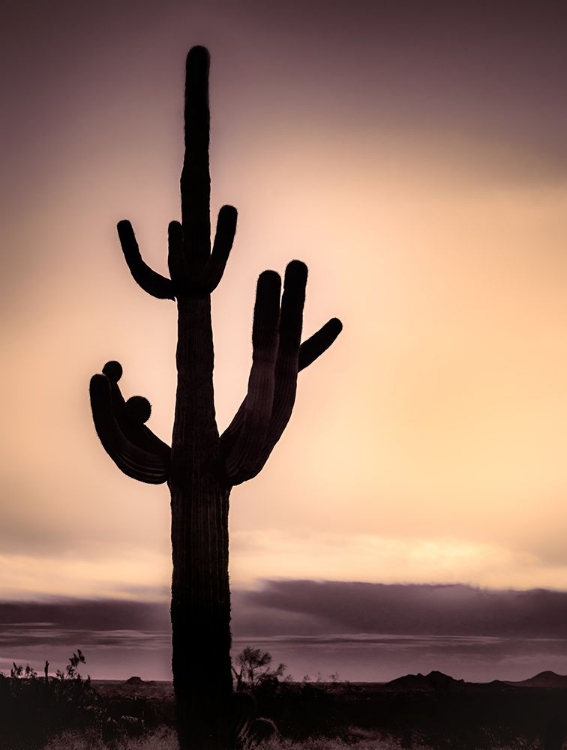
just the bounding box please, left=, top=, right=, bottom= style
left=88, top=46, right=341, bottom=750
left=230, top=692, right=257, bottom=748
left=245, top=718, right=278, bottom=749
left=102, top=360, right=123, bottom=382
left=230, top=692, right=277, bottom=750
left=125, top=396, right=152, bottom=424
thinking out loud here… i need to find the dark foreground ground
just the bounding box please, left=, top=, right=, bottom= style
left=3, top=670, right=567, bottom=749
left=93, top=670, right=567, bottom=749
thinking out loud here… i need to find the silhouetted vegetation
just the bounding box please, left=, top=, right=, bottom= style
left=252, top=677, right=567, bottom=749
left=232, top=647, right=288, bottom=693
left=3, top=650, right=567, bottom=749
left=0, top=652, right=162, bottom=750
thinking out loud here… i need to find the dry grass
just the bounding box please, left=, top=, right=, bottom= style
left=46, top=728, right=434, bottom=750
left=45, top=727, right=535, bottom=749
left=44, top=727, right=177, bottom=750
left=261, top=737, right=432, bottom=750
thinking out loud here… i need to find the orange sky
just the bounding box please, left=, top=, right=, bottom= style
left=3, top=0, right=567, bottom=602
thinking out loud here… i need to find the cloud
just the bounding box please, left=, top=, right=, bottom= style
left=0, top=598, right=170, bottom=631
left=0, top=551, right=171, bottom=601
left=5, top=581, right=567, bottom=641
left=233, top=580, right=567, bottom=639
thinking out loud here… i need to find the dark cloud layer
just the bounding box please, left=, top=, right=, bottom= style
left=0, top=599, right=170, bottom=632
left=4, top=581, right=567, bottom=639
left=235, top=581, right=567, bottom=638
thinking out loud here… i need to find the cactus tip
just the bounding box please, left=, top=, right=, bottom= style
left=329, top=317, right=343, bottom=334
left=188, top=45, right=209, bottom=55
left=258, top=269, right=281, bottom=287
left=219, top=204, right=237, bottom=220
left=285, top=260, right=308, bottom=285
left=187, top=45, right=210, bottom=66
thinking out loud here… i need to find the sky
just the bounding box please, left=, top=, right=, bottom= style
left=2, top=0, right=567, bottom=680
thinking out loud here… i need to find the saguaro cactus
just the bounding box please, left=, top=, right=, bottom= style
left=89, top=46, right=342, bottom=750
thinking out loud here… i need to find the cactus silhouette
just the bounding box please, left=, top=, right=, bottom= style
left=89, top=46, right=342, bottom=749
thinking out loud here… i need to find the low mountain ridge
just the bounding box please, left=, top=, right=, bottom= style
left=508, top=671, right=567, bottom=688
left=384, top=669, right=567, bottom=691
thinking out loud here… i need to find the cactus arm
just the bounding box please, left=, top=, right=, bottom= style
left=102, top=361, right=171, bottom=462
left=221, top=320, right=341, bottom=450
left=89, top=362, right=170, bottom=484
left=298, top=316, right=343, bottom=371
left=201, top=205, right=238, bottom=291
left=220, top=265, right=342, bottom=484
left=223, top=271, right=281, bottom=482
left=90, top=376, right=169, bottom=483
left=122, top=397, right=172, bottom=463
left=168, top=204, right=237, bottom=295
left=223, top=262, right=305, bottom=485
left=116, top=220, right=175, bottom=300
left=257, top=260, right=306, bottom=460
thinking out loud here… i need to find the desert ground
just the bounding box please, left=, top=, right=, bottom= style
left=4, top=669, right=566, bottom=749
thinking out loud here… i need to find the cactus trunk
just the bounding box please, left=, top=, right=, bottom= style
left=170, top=296, right=232, bottom=749
left=170, top=481, right=231, bottom=749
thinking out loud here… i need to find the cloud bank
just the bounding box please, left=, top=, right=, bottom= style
left=4, top=581, right=567, bottom=639
left=4, top=581, right=567, bottom=681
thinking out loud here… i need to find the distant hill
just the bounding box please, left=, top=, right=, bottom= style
left=508, top=671, right=567, bottom=688
left=485, top=679, right=512, bottom=689
left=383, top=669, right=567, bottom=692
left=385, top=670, right=465, bottom=691
left=125, top=676, right=144, bottom=685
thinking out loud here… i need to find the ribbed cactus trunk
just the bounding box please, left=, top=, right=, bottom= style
left=89, top=46, right=342, bottom=750
left=170, top=296, right=232, bottom=748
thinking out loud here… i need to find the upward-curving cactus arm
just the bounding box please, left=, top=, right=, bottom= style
left=205, top=204, right=238, bottom=291
left=117, top=47, right=237, bottom=300
left=117, top=221, right=176, bottom=300
left=220, top=312, right=342, bottom=457
left=89, top=361, right=171, bottom=484
left=298, top=316, right=343, bottom=371
left=263, top=260, right=308, bottom=453
left=167, top=203, right=237, bottom=296
left=221, top=262, right=342, bottom=485
left=222, top=270, right=281, bottom=482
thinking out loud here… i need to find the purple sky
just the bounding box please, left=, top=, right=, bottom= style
left=3, top=0, right=567, bottom=680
